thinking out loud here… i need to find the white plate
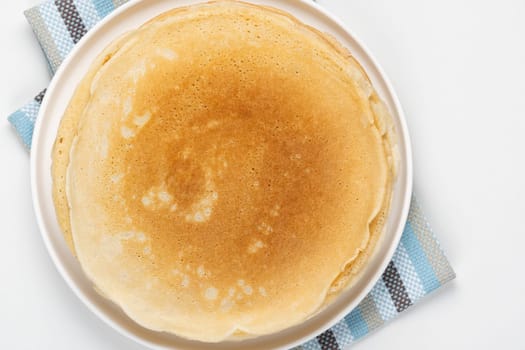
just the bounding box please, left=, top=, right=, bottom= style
left=30, top=0, right=413, bottom=349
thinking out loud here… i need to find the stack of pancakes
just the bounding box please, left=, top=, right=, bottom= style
left=52, top=1, right=396, bottom=342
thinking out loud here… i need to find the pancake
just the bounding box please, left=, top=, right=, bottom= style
left=52, top=1, right=396, bottom=342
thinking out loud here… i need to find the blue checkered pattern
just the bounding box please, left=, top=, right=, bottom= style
left=7, top=1, right=455, bottom=349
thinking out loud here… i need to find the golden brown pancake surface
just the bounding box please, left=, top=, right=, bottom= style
left=53, top=1, right=395, bottom=341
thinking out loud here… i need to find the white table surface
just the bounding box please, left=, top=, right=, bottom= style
left=1, top=0, right=524, bottom=349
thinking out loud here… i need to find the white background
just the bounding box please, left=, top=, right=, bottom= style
left=1, top=0, right=524, bottom=349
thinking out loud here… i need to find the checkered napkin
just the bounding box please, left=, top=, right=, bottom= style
left=7, top=1, right=455, bottom=348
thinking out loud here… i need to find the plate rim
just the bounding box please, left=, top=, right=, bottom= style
left=30, top=0, right=413, bottom=349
